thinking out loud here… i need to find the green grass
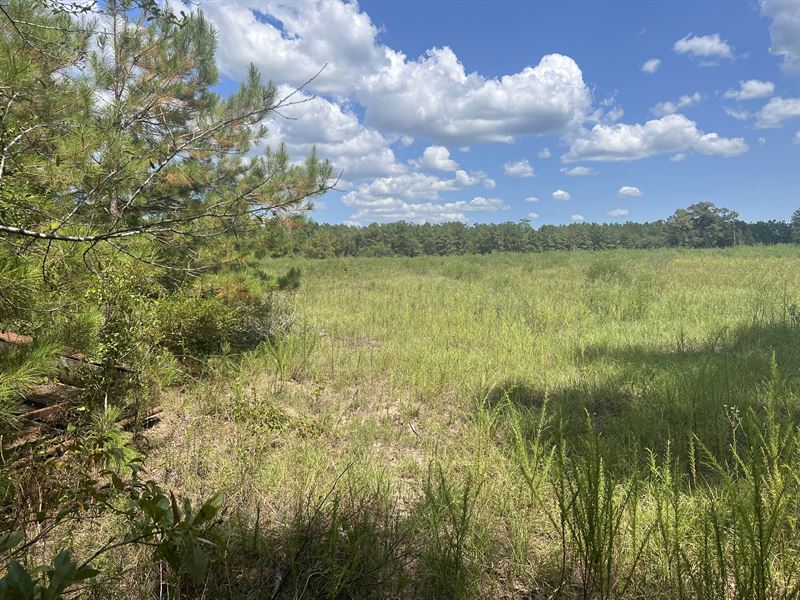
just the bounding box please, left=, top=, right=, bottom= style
left=78, top=246, right=800, bottom=598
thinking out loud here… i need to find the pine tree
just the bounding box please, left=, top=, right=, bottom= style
left=0, top=0, right=332, bottom=273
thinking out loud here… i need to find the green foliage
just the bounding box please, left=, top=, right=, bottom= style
left=265, top=326, right=318, bottom=381
left=250, top=204, right=795, bottom=260
left=277, top=266, right=302, bottom=291
left=417, top=464, right=482, bottom=599
left=158, top=271, right=291, bottom=359
left=584, top=260, right=655, bottom=321
left=0, top=339, right=58, bottom=433
left=0, top=472, right=225, bottom=598
left=0, top=2, right=330, bottom=594
left=549, top=420, right=649, bottom=598
left=77, top=406, right=141, bottom=472
left=0, top=550, right=99, bottom=600
left=0, top=0, right=331, bottom=259
left=667, top=202, right=741, bottom=248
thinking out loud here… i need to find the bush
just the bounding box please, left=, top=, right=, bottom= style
left=158, top=272, right=294, bottom=359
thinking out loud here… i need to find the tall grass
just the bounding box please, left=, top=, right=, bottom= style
left=29, top=246, right=800, bottom=598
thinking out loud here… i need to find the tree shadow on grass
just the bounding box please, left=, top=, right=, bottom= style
left=485, top=320, right=800, bottom=471
left=202, top=469, right=493, bottom=600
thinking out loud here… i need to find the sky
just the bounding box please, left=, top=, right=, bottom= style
left=195, top=0, right=800, bottom=226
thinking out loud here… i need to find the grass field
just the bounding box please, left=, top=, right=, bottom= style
left=117, top=246, right=800, bottom=598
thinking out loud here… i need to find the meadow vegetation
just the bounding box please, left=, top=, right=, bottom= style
left=2, top=1, right=800, bottom=598
left=46, top=245, right=796, bottom=599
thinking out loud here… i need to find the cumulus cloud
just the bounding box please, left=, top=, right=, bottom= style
left=342, top=171, right=480, bottom=207
left=570, top=214, right=585, bottom=223
left=671, top=153, right=687, bottom=162
left=525, top=196, right=540, bottom=203
left=651, top=92, right=703, bottom=117
left=483, top=178, right=496, bottom=189
left=415, top=145, right=459, bottom=171
left=504, top=159, right=536, bottom=177
left=760, top=0, right=800, bottom=73
left=194, top=2, right=593, bottom=146
left=553, top=189, right=571, bottom=201
left=618, top=186, right=642, bottom=197
left=261, top=86, right=405, bottom=182
left=527, top=212, right=539, bottom=219
left=673, top=33, right=734, bottom=60
left=641, top=58, right=662, bottom=73
left=608, top=208, right=630, bottom=217
left=755, top=97, right=800, bottom=128
left=560, top=166, right=598, bottom=176
left=340, top=168, right=506, bottom=223
left=538, top=147, right=552, bottom=158
left=563, top=114, right=748, bottom=162
left=361, top=51, right=593, bottom=145
left=723, top=80, right=775, bottom=101
left=348, top=196, right=509, bottom=224
left=193, top=1, right=389, bottom=95
left=725, top=107, right=750, bottom=121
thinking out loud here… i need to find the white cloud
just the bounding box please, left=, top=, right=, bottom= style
left=504, top=159, right=535, bottom=177
left=723, top=80, right=775, bottom=101
left=760, top=0, right=800, bottom=73
left=725, top=107, right=750, bottom=121
left=602, top=106, right=625, bottom=123
left=360, top=51, right=592, bottom=144
left=795, top=131, right=800, bottom=143
left=570, top=214, right=585, bottom=223
left=194, top=1, right=389, bottom=96
left=671, top=153, right=687, bottom=162
left=563, top=114, right=748, bottom=162
left=618, top=186, right=642, bottom=197
left=525, top=196, right=540, bottom=203
left=342, top=170, right=479, bottom=207
left=415, top=145, right=459, bottom=171
left=673, top=33, right=734, bottom=60
left=641, top=58, right=662, bottom=73
left=348, top=196, right=509, bottom=224
left=608, top=208, right=630, bottom=217
left=195, top=2, right=593, bottom=146
left=758, top=137, right=767, bottom=146
left=651, top=92, right=702, bottom=117
left=342, top=169, right=508, bottom=222
left=755, top=97, right=800, bottom=128
left=553, top=189, right=571, bottom=201
left=261, top=86, right=405, bottom=182
left=483, top=178, right=496, bottom=189
left=537, top=147, right=552, bottom=158
left=527, top=212, right=539, bottom=219
left=560, top=166, right=598, bottom=176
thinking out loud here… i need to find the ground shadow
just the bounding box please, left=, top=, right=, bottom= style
left=484, top=320, right=800, bottom=471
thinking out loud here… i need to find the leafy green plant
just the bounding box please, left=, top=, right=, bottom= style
left=547, top=419, right=650, bottom=599
left=0, top=473, right=225, bottom=599
left=75, top=406, right=141, bottom=472
left=416, top=463, right=483, bottom=599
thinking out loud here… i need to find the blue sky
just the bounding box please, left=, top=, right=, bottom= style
left=200, top=0, right=800, bottom=225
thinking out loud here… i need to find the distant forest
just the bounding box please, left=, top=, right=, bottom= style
left=263, top=203, right=800, bottom=258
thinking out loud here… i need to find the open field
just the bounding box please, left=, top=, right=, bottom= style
left=104, top=245, right=800, bottom=598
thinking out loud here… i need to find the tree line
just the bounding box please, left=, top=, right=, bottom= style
left=261, top=203, right=800, bottom=258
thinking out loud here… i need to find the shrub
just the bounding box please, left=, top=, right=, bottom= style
left=158, top=271, right=295, bottom=360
